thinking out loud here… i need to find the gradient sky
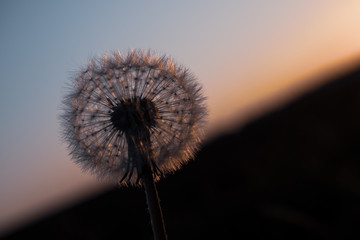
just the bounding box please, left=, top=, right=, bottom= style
left=1, top=0, right=360, bottom=235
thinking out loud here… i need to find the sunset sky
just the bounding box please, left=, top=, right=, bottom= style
left=1, top=0, right=360, bottom=235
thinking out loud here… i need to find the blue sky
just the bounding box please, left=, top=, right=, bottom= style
left=1, top=0, right=360, bottom=235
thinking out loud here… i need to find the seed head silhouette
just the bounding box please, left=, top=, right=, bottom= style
left=61, top=49, right=207, bottom=186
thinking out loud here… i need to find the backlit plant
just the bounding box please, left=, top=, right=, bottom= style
left=61, top=49, right=207, bottom=240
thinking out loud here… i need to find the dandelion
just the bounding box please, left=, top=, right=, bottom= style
left=61, top=49, right=207, bottom=240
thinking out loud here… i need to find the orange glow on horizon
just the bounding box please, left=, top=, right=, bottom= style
left=205, top=2, right=360, bottom=138
left=208, top=52, right=360, bottom=138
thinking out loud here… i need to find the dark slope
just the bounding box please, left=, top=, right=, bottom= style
left=5, top=64, right=360, bottom=239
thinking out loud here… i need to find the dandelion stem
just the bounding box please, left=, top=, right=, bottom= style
left=126, top=131, right=167, bottom=240
left=142, top=163, right=167, bottom=240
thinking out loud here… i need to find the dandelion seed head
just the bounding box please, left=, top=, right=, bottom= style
left=61, top=49, right=207, bottom=186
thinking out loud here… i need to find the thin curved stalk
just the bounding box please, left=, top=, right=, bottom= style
left=127, top=131, right=167, bottom=240
left=142, top=164, right=167, bottom=240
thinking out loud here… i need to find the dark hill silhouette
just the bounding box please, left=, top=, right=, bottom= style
left=4, top=64, right=360, bottom=239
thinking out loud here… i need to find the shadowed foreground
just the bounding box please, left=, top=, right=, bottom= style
left=4, top=64, right=360, bottom=239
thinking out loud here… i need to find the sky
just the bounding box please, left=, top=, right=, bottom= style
left=1, top=0, right=360, bottom=235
